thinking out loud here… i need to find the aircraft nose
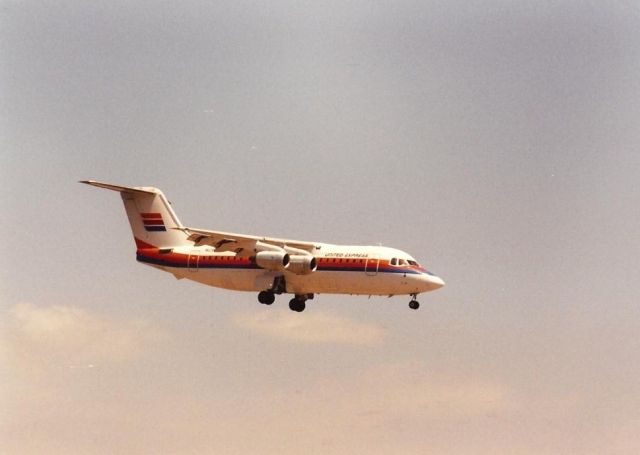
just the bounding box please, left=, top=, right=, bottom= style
left=431, top=275, right=445, bottom=288
left=425, top=273, right=445, bottom=290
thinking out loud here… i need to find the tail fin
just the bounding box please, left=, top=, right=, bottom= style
left=81, top=180, right=190, bottom=249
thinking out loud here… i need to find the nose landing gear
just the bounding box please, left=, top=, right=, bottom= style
left=408, top=293, right=420, bottom=310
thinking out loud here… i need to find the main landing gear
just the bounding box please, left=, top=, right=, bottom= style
left=257, top=276, right=285, bottom=306
left=409, top=293, right=420, bottom=310
left=257, top=292, right=311, bottom=312
left=288, top=294, right=313, bottom=313
left=257, top=290, right=275, bottom=305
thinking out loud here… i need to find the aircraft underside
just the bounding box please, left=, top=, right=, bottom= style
left=144, top=262, right=428, bottom=312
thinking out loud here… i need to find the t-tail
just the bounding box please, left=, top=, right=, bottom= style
left=80, top=180, right=190, bottom=249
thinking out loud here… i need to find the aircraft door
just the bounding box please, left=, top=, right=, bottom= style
left=188, top=252, right=199, bottom=272
left=365, top=258, right=379, bottom=276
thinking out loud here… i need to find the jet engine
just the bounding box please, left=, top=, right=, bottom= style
left=255, top=251, right=290, bottom=271
left=287, top=255, right=317, bottom=275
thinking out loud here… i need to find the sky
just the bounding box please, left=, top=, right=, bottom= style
left=2, top=1, right=640, bottom=454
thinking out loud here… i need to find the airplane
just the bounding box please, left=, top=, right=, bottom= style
left=81, top=180, right=445, bottom=312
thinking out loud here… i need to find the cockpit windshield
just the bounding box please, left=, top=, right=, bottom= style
left=390, top=257, right=420, bottom=267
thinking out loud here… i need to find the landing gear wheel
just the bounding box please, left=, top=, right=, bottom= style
left=258, top=291, right=275, bottom=305
left=409, top=300, right=420, bottom=310
left=289, top=298, right=306, bottom=312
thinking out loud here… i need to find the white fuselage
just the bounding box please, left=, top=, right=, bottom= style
left=137, top=243, right=445, bottom=297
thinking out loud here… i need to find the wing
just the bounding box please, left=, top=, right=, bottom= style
left=179, top=227, right=319, bottom=256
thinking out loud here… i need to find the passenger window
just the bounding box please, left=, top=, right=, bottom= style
left=399, top=259, right=408, bottom=266
left=390, top=258, right=397, bottom=266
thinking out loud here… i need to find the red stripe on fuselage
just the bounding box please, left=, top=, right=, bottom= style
left=141, top=213, right=163, bottom=219
left=132, top=239, right=428, bottom=275
left=136, top=248, right=254, bottom=268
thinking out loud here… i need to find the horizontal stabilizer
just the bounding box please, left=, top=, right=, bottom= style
left=79, top=180, right=159, bottom=195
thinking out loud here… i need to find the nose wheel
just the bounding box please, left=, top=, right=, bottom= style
left=409, top=294, right=420, bottom=310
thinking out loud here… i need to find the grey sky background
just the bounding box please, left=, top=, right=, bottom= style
left=2, top=1, right=640, bottom=454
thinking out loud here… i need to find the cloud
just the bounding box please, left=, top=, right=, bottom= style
left=187, top=360, right=518, bottom=455
left=232, top=309, right=386, bottom=346
left=256, top=361, right=515, bottom=428
left=3, top=304, right=604, bottom=455
left=0, top=303, right=170, bottom=455
left=347, top=362, right=515, bottom=419
left=1, top=303, right=166, bottom=371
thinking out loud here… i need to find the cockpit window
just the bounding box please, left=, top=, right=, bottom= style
left=391, top=257, right=415, bottom=267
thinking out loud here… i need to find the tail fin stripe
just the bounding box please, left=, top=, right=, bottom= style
left=143, top=219, right=165, bottom=226
left=141, top=213, right=163, bottom=219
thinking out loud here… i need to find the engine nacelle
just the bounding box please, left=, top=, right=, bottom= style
left=255, top=251, right=290, bottom=271
left=287, top=255, right=317, bottom=275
